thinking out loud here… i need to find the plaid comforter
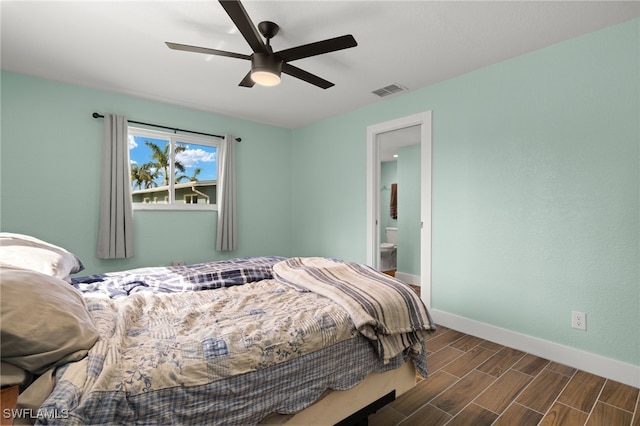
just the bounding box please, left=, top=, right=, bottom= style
left=36, top=257, right=434, bottom=425
left=37, top=279, right=380, bottom=425
left=72, top=256, right=284, bottom=297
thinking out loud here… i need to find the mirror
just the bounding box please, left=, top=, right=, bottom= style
left=378, top=126, right=421, bottom=282
left=366, top=111, right=432, bottom=306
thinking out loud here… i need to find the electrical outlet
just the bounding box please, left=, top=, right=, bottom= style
left=172, top=260, right=185, bottom=267
left=571, top=311, right=587, bottom=331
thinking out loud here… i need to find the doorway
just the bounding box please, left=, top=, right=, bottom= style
left=366, top=111, right=432, bottom=307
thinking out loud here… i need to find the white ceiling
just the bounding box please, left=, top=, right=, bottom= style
left=1, top=1, right=638, bottom=130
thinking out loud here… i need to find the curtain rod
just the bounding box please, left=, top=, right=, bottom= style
left=92, top=113, right=241, bottom=142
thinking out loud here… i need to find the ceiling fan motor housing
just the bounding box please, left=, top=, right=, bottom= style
left=251, top=53, right=283, bottom=86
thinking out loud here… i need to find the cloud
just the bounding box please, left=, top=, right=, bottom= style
left=128, top=135, right=138, bottom=150
left=176, top=148, right=216, bottom=168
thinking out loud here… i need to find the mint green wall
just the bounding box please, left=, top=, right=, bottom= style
left=289, top=112, right=367, bottom=260
left=291, top=19, right=639, bottom=365
left=396, top=144, right=420, bottom=276
left=1, top=71, right=292, bottom=275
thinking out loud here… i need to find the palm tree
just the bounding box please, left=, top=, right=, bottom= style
left=176, top=167, right=202, bottom=183
left=130, top=164, right=143, bottom=190
left=140, top=163, right=159, bottom=189
left=130, top=163, right=159, bottom=190
left=145, top=141, right=186, bottom=186
left=189, top=167, right=202, bottom=182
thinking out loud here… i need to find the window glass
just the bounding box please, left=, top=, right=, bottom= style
left=129, top=128, right=219, bottom=210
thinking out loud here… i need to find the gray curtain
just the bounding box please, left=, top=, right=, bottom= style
left=216, top=134, right=237, bottom=251
left=96, top=114, right=134, bottom=258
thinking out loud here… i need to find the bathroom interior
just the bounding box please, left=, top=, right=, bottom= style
left=378, top=126, right=421, bottom=285
left=379, top=167, right=398, bottom=275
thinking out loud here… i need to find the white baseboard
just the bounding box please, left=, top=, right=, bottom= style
left=430, top=309, right=640, bottom=388
left=395, top=272, right=420, bottom=286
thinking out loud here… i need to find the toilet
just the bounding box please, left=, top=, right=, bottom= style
left=380, top=227, right=397, bottom=271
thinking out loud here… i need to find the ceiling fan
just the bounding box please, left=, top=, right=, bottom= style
left=166, top=0, right=357, bottom=89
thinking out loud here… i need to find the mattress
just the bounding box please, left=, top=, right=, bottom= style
left=12, top=256, right=434, bottom=425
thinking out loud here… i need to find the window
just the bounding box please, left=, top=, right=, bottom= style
left=184, top=194, right=198, bottom=204
left=128, top=127, right=219, bottom=210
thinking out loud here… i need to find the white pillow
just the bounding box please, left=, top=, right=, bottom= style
left=0, top=233, right=84, bottom=282
left=0, top=266, right=99, bottom=375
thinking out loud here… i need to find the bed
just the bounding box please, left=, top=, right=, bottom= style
left=0, top=233, right=435, bottom=425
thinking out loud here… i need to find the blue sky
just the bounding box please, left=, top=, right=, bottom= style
left=129, top=135, right=217, bottom=187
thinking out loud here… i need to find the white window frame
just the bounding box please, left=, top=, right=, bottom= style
left=128, top=126, right=219, bottom=211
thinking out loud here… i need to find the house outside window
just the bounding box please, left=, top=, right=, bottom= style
left=128, top=127, right=219, bottom=210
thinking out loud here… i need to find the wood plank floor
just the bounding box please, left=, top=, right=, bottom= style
left=368, top=325, right=640, bottom=426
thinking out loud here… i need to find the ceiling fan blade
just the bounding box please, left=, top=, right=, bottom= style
left=219, top=0, right=267, bottom=54
left=165, top=42, right=251, bottom=60
left=276, top=35, right=357, bottom=62
left=282, top=63, right=334, bottom=89
left=239, top=71, right=255, bottom=87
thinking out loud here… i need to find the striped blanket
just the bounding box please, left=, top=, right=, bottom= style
left=273, top=257, right=435, bottom=362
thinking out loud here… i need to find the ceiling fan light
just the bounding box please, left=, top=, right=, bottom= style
left=251, top=53, right=283, bottom=87
left=251, top=70, right=281, bottom=86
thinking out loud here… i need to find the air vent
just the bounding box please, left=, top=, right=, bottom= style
left=372, top=83, right=408, bottom=97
